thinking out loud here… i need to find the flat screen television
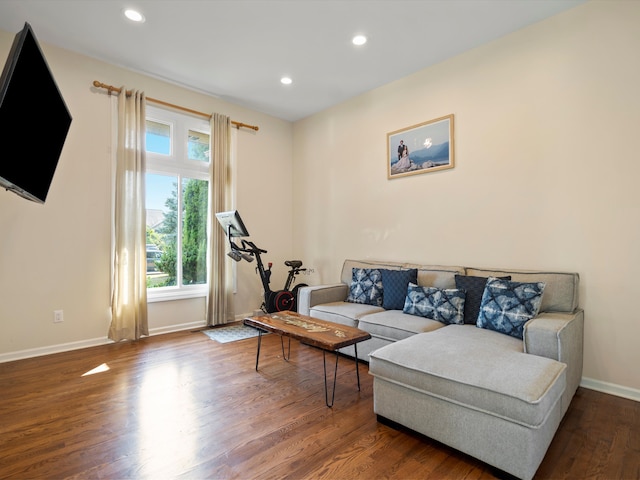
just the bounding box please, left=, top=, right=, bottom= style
left=215, top=210, right=250, bottom=238
left=0, top=22, right=72, bottom=203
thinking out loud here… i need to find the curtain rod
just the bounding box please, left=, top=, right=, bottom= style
left=92, top=80, right=259, bottom=131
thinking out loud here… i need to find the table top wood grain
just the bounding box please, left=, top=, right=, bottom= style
left=244, top=311, right=371, bottom=351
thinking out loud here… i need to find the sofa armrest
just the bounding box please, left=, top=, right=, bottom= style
left=523, top=309, right=584, bottom=409
left=297, top=283, right=349, bottom=316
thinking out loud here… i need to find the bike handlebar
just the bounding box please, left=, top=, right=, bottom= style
left=239, top=239, right=267, bottom=254
left=231, top=239, right=304, bottom=274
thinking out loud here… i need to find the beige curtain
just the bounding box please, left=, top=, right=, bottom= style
left=206, top=113, right=234, bottom=325
left=109, top=87, right=149, bottom=341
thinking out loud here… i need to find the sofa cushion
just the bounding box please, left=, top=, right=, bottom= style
left=403, top=283, right=466, bottom=325
left=381, top=268, right=418, bottom=310
left=368, top=325, right=566, bottom=427
left=310, top=301, right=383, bottom=328
left=466, top=267, right=578, bottom=313
left=341, top=260, right=464, bottom=290
left=455, top=274, right=511, bottom=325
left=346, top=268, right=383, bottom=306
left=358, top=310, right=445, bottom=342
left=477, top=277, right=546, bottom=339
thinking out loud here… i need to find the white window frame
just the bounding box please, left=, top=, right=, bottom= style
left=145, top=105, right=211, bottom=302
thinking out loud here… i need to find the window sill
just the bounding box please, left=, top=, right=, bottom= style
left=147, top=286, right=208, bottom=303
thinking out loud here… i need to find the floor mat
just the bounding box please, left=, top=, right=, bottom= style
left=202, top=323, right=265, bottom=343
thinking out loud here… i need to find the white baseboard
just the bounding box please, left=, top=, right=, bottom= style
left=0, top=321, right=207, bottom=364
left=580, top=377, right=640, bottom=403
left=0, top=337, right=112, bottom=364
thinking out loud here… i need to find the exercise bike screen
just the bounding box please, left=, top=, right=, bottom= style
left=215, top=210, right=250, bottom=237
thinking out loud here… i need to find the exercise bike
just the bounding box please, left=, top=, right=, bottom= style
left=216, top=210, right=308, bottom=313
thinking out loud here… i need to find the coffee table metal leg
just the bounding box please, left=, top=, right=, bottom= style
left=280, top=336, right=291, bottom=361
left=323, top=350, right=340, bottom=408
left=255, top=330, right=262, bottom=371
left=354, top=343, right=361, bottom=391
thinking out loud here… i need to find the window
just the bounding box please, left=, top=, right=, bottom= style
left=145, top=106, right=210, bottom=300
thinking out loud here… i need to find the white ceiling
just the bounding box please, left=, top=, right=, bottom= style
left=0, top=0, right=586, bottom=122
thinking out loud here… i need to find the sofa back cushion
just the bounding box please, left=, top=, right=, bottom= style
left=341, top=260, right=464, bottom=290
left=340, top=261, right=580, bottom=314
left=466, top=267, right=579, bottom=313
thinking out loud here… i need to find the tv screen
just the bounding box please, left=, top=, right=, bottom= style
left=0, top=22, right=72, bottom=203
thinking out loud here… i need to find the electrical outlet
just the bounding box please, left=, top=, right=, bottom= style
left=53, top=310, right=63, bottom=323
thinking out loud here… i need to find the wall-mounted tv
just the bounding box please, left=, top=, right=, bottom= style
left=0, top=22, right=72, bottom=203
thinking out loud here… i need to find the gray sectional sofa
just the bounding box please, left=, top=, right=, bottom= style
left=298, top=259, right=583, bottom=480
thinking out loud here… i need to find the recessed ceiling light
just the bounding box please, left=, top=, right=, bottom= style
left=352, top=35, right=367, bottom=46
left=124, top=9, right=145, bottom=23
left=281, top=77, right=293, bottom=85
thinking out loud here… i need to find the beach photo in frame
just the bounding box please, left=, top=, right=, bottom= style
left=387, top=114, right=454, bottom=179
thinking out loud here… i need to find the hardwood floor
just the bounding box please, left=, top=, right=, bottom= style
left=1, top=327, right=638, bottom=479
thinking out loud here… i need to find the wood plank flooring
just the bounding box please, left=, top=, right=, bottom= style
left=1, top=327, right=638, bottom=479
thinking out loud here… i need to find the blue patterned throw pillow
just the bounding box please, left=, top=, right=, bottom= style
left=403, top=283, right=466, bottom=325
left=455, top=274, right=511, bottom=325
left=346, top=268, right=383, bottom=306
left=381, top=268, right=418, bottom=310
left=477, top=277, right=545, bottom=339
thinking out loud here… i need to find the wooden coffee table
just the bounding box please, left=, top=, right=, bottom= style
left=244, top=311, right=371, bottom=407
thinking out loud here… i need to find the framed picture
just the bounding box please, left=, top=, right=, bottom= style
left=387, top=114, right=454, bottom=179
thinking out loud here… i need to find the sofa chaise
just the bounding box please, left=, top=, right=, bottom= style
left=298, top=259, right=583, bottom=480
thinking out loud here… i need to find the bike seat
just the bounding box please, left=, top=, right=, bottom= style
left=285, top=260, right=303, bottom=269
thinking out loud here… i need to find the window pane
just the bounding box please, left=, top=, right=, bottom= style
left=146, top=173, right=178, bottom=288
left=146, top=120, right=171, bottom=155
left=144, top=106, right=212, bottom=296
left=181, top=177, right=209, bottom=285
left=188, top=130, right=209, bottom=162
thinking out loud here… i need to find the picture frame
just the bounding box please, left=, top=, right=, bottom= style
left=387, top=114, right=454, bottom=179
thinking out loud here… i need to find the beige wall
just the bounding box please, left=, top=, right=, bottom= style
left=0, top=31, right=293, bottom=359
left=293, top=1, right=640, bottom=398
